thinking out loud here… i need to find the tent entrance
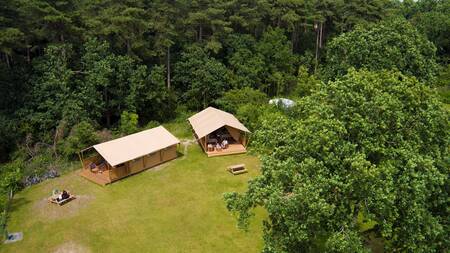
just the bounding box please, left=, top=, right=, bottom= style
left=78, top=147, right=112, bottom=185
left=202, top=126, right=247, bottom=157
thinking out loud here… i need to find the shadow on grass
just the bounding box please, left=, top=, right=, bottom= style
left=9, top=197, right=30, bottom=213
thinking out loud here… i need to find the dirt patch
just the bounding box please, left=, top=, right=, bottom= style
left=53, top=241, right=91, bottom=253
left=180, top=139, right=196, bottom=160
left=34, top=195, right=95, bottom=221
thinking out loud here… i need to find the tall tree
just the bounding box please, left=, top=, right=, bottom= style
left=174, top=45, right=230, bottom=109
left=325, top=18, right=439, bottom=82
left=225, top=69, right=449, bottom=252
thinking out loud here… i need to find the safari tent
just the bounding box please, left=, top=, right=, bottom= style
left=79, top=126, right=180, bottom=185
left=188, top=107, right=250, bottom=157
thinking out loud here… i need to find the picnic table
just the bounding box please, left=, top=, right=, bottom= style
left=227, top=164, right=247, bottom=175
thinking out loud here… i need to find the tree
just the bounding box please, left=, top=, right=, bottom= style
left=26, top=44, right=82, bottom=133
left=216, top=87, right=267, bottom=113
left=255, top=27, right=297, bottom=96
left=325, top=18, right=439, bottom=82
left=118, top=111, right=139, bottom=135
left=174, top=45, right=230, bottom=109
left=406, top=0, right=450, bottom=59
left=81, top=0, right=149, bottom=57
left=59, top=121, right=98, bottom=158
left=225, top=69, right=449, bottom=252
left=225, top=34, right=265, bottom=89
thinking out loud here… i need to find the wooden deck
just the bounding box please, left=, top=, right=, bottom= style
left=206, top=143, right=247, bottom=157
left=80, top=169, right=111, bottom=186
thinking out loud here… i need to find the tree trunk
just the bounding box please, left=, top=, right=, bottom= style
left=199, top=26, right=203, bottom=42
left=27, top=46, right=31, bottom=64
left=167, top=46, right=171, bottom=89
left=126, top=39, right=131, bottom=55
left=5, top=53, right=10, bottom=69
left=103, top=87, right=111, bottom=127
left=319, top=22, right=323, bottom=48
left=314, top=22, right=319, bottom=73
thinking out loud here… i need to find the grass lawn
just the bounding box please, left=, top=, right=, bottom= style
left=1, top=140, right=264, bottom=252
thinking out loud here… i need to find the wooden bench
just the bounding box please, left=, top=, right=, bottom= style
left=227, top=164, right=247, bottom=175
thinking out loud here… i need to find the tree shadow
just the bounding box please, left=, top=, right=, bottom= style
left=9, top=196, right=31, bottom=213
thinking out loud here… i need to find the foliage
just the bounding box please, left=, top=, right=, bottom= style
left=174, top=45, right=230, bottom=109
left=225, top=29, right=297, bottom=96
left=325, top=18, right=439, bottom=82
left=294, top=66, right=321, bottom=97
left=400, top=0, right=450, bottom=59
left=216, top=87, right=268, bottom=114
left=225, top=69, right=449, bottom=252
left=118, top=111, right=139, bottom=135
left=0, top=160, right=24, bottom=194
left=225, top=34, right=264, bottom=89
left=59, top=121, right=99, bottom=158
left=255, top=27, right=297, bottom=96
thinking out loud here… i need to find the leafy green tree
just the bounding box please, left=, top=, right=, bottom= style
left=325, top=18, right=439, bottom=82
left=174, top=45, right=230, bottom=109
left=216, top=87, right=268, bottom=113
left=118, top=111, right=139, bottom=135
left=255, top=27, right=297, bottom=95
left=398, top=0, right=450, bottom=59
left=59, top=121, right=98, bottom=158
left=26, top=44, right=82, bottom=133
left=294, top=65, right=320, bottom=97
left=183, top=0, right=232, bottom=53
left=82, top=0, right=149, bottom=57
left=137, top=65, right=176, bottom=121
left=225, top=69, right=449, bottom=252
left=225, top=34, right=265, bottom=89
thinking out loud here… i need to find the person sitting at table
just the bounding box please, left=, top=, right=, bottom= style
left=215, top=143, right=222, bottom=151
left=57, top=190, right=70, bottom=202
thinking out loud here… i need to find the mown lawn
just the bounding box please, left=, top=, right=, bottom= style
left=1, top=141, right=264, bottom=252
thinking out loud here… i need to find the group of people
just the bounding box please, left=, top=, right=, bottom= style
left=207, top=139, right=229, bottom=152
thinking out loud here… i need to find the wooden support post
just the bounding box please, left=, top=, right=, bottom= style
left=107, top=163, right=112, bottom=183
left=78, top=152, right=84, bottom=170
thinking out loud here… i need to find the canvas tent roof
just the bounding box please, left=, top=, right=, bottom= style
left=93, top=126, right=180, bottom=167
left=188, top=107, right=250, bottom=138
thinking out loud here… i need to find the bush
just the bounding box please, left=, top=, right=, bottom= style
left=145, top=120, right=160, bottom=129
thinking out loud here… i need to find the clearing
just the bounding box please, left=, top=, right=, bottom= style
left=1, top=141, right=263, bottom=252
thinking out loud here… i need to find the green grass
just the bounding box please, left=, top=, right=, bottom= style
left=1, top=143, right=264, bottom=252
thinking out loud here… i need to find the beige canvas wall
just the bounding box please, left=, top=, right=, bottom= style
left=225, top=126, right=241, bottom=143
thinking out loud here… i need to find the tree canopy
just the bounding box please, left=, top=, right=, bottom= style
left=225, top=69, right=449, bottom=252
left=325, top=18, right=439, bottom=82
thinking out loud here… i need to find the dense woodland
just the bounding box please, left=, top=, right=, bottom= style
left=0, top=0, right=449, bottom=252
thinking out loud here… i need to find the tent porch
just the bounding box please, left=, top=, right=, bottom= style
left=197, top=126, right=248, bottom=157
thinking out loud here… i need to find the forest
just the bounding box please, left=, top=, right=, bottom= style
left=0, top=0, right=449, bottom=252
